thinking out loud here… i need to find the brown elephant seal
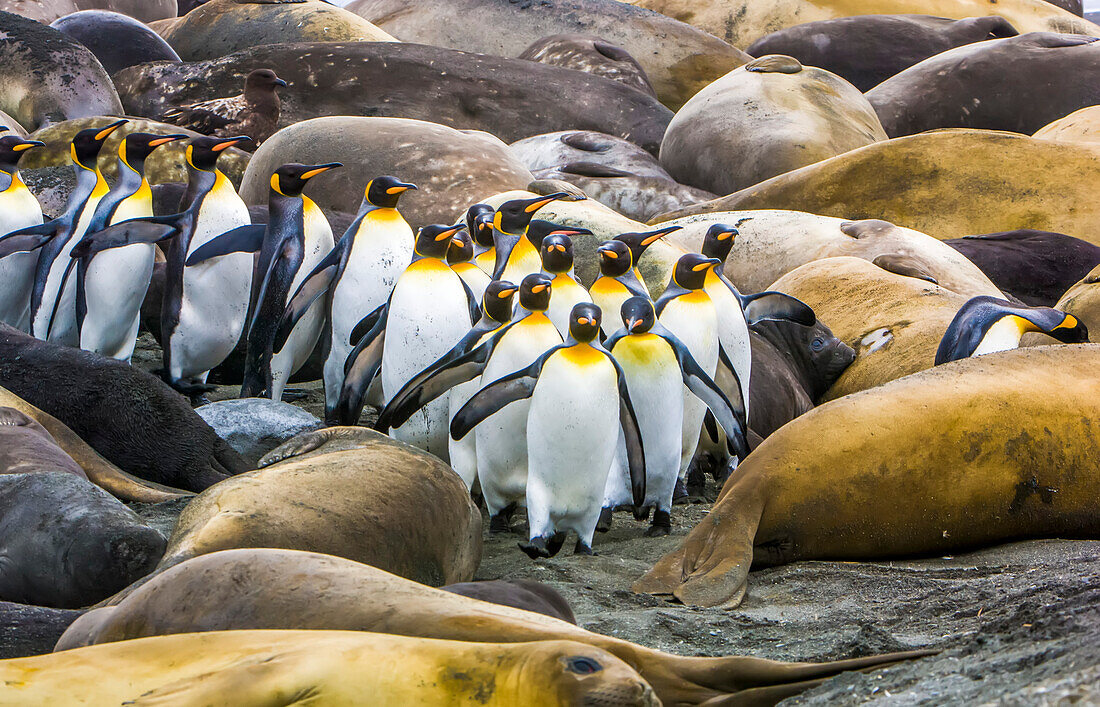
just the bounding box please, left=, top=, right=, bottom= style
left=36, top=629, right=663, bottom=706
left=237, top=117, right=531, bottom=228
left=0, top=407, right=85, bottom=479
left=1033, top=104, right=1100, bottom=146
left=746, top=15, right=1019, bottom=92
left=50, top=10, right=180, bottom=75
left=161, top=0, right=394, bottom=61
left=659, top=210, right=1003, bottom=298
left=0, top=10, right=123, bottom=132
left=347, top=0, right=748, bottom=110
left=144, top=427, right=482, bottom=586
left=1053, top=265, right=1100, bottom=341
left=660, top=55, right=886, bottom=195
left=867, top=33, right=1100, bottom=137
left=60, top=548, right=931, bottom=705
left=114, top=42, right=673, bottom=154
left=636, top=344, right=1100, bottom=608
left=442, top=579, right=577, bottom=624
left=518, top=34, right=656, bottom=97
left=510, top=130, right=671, bottom=178
left=533, top=162, right=717, bottom=222
left=0, top=324, right=248, bottom=492
left=656, top=130, right=1100, bottom=242
left=623, top=0, right=1100, bottom=48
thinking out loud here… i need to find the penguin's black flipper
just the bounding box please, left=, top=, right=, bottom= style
left=335, top=305, right=389, bottom=425
left=702, top=410, right=720, bottom=444
left=69, top=222, right=178, bottom=258
left=273, top=248, right=343, bottom=353
left=607, top=353, right=647, bottom=512
left=740, top=290, right=815, bottom=327
left=184, top=224, right=267, bottom=266
left=450, top=349, right=558, bottom=441
left=349, top=303, right=387, bottom=346
left=0, top=219, right=61, bottom=258
left=709, top=345, right=751, bottom=461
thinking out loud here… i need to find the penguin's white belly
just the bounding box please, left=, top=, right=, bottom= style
left=660, top=296, right=718, bottom=475
left=475, top=315, right=563, bottom=514
left=971, top=316, right=1026, bottom=357
left=590, top=278, right=634, bottom=337
left=706, top=280, right=751, bottom=414
left=453, top=263, right=490, bottom=303
left=546, top=275, right=592, bottom=337
left=37, top=194, right=104, bottom=345
left=447, top=378, right=482, bottom=489
left=0, top=188, right=43, bottom=331
left=526, top=350, right=620, bottom=542
left=81, top=243, right=154, bottom=360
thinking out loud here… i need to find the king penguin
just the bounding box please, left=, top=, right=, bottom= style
left=0, top=133, right=45, bottom=332
left=590, top=240, right=650, bottom=338
left=935, top=296, right=1088, bottom=364
left=490, top=193, right=570, bottom=283
left=0, top=120, right=127, bottom=345
left=275, top=176, right=415, bottom=421
left=448, top=229, right=491, bottom=302
left=76, top=132, right=188, bottom=361
left=452, top=302, right=646, bottom=558
left=540, top=233, right=592, bottom=337
left=466, top=203, right=497, bottom=276
left=601, top=296, right=748, bottom=537
left=614, top=226, right=681, bottom=295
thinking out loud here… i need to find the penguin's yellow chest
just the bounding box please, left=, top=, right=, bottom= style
left=678, top=290, right=712, bottom=307
left=612, top=333, right=675, bottom=368
left=590, top=276, right=629, bottom=298
left=111, top=181, right=153, bottom=223
left=558, top=343, right=607, bottom=368
left=362, top=207, right=406, bottom=229
left=405, top=257, right=453, bottom=277
left=451, top=262, right=481, bottom=278
left=516, top=311, right=553, bottom=331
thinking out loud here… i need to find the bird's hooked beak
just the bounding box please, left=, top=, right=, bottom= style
left=386, top=181, right=417, bottom=195
left=274, top=78, right=288, bottom=87
left=628, top=317, right=644, bottom=331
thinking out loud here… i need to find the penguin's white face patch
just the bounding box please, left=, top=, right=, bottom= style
left=859, top=327, right=893, bottom=354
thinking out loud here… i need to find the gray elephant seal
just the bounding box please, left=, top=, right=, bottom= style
left=50, top=10, right=181, bottom=75
left=518, top=34, right=656, bottom=97
left=0, top=407, right=85, bottom=479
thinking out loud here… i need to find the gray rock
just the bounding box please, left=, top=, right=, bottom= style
left=196, top=398, right=322, bottom=468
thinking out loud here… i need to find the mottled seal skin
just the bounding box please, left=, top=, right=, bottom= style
left=347, top=0, right=748, bottom=110
left=0, top=601, right=82, bottom=659
left=532, top=163, right=716, bottom=223
left=747, top=15, right=1019, bottom=92
left=0, top=0, right=176, bottom=24
left=0, top=472, right=165, bottom=609
left=115, top=42, right=672, bottom=154
left=0, top=407, right=86, bottom=479
left=0, top=10, right=123, bottom=132
left=0, top=324, right=248, bottom=492
left=944, top=230, right=1100, bottom=307
left=50, top=10, right=180, bottom=75
left=869, top=33, right=1100, bottom=137
left=1045, top=0, right=1083, bottom=15
left=510, top=130, right=672, bottom=178
left=519, top=34, right=656, bottom=97
left=443, top=579, right=577, bottom=624
left=636, top=344, right=1100, bottom=608
left=1033, top=104, right=1100, bottom=146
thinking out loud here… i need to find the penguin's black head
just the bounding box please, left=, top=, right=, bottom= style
left=119, top=132, right=188, bottom=172
left=519, top=272, right=553, bottom=313
left=493, top=193, right=569, bottom=235
left=540, top=234, right=575, bottom=275
left=616, top=225, right=681, bottom=264
left=270, top=162, right=342, bottom=197
left=0, top=136, right=44, bottom=174
left=365, top=176, right=416, bottom=208
left=415, top=224, right=462, bottom=259
left=447, top=229, right=474, bottom=265
left=244, top=68, right=288, bottom=95
left=465, top=204, right=495, bottom=248
left=70, top=119, right=127, bottom=170
left=620, top=296, right=656, bottom=335
left=568, top=302, right=602, bottom=343
left=700, top=223, right=739, bottom=262
left=1049, top=312, right=1089, bottom=344
left=597, top=240, right=632, bottom=278
left=525, top=220, right=592, bottom=251
left=482, top=280, right=518, bottom=324
left=187, top=135, right=252, bottom=171
left=672, top=253, right=721, bottom=291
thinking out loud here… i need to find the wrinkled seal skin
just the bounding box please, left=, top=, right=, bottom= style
left=0, top=0, right=176, bottom=24
left=114, top=42, right=672, bottom=154
left=0, top=601, right=82, bottom=659
left=747, top=14, right=1019, bottom=92
left=60, top=548, right=932, bottom=705
left=519, top=34, right=657, bottom=97
left=0, top=407, right=86, bottom=479
left=0, top=10, right=123, bottom=132
left=945, top=230, right=1100, bottom=307
left=0, top=472, right=165, bottom=609
left=50, top=10, right=181, bottom=76
left=636, top=345, right=1100, bottom=608
left=347, top=0, right=748, bottom=110
left=532, top=163, right=716, bottom=223
left=0, top=325, right=247, bottom=492
left=511, top=130, right=671, bottom=178
left=443, top=579, right=577, bottom=624
left=868, top=32, right=1100, bottom=137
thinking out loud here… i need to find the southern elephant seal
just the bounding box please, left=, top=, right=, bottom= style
left=0, top=407, right=85, bottom=479
left=442, top=580, right=577, bottom=624
left=0, top=601, right=82, bottom=660
left=0, top=325, right=248, bottom=492
left=660, top=55, right=886, bottom=195
left=0, top=0, right=176, bottom=24
left=347, top=0, right=748, bottom=109
left=655, top=130, right=1100, bottom=242
left=635, top=345, right=1100, bottom=608
left=867, top=33, right=1100, bottom=137
left=114, top=42, right=673, bottom=154
left=1044, top=0, right=1083, bottom=14
left=944, top=230, right=1100, bottom=306
left=237, top=117, right=531, bottom=229
left=510, top=131, right=671, bottom=178
left=145, top=427, right=482, bottom=586
left=59, top=548, right=930, bottom=705
left=621, top=0, right=1100, bottom=48
left=1033, top=104, right=1100, bottom=146
left=0, top=472, right=165, bottom=608
left=1053, top=265, right=1100, bottom=341
left=50, top=10, right=181, bottom=75
left=0, top=11, right=123, bottom=132
left=532, top=163, right=717, bottom=222
left=746, top=14, right=1019, bottom=91
left=518, top=34, right=656, bottom=97
left=658, top=211, right=1003, bottom=298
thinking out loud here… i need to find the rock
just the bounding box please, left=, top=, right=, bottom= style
left=195, top=399, right=322, bottom=468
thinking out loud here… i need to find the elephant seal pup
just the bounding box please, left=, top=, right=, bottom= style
left=0, top=325, right=248, bottom=493
left=635, top=344, right=1100, bottom=608
left=50, top=10, right=181, bottom=75
left=746, top=15, right=1019, bottom=92
left=944, top=230, right=1100, bottom=306
left=1033, top=104, right=1100, bottom=146
left=510, top=130, right=671, bottom=178
left=0, top=10, right=123, bottom=132
left=148, top=428, right=482, bottom=586
left=60, top=549, right=930, bottom=705
left=443, top=579, right=577, bottom=624
left=660, top=55, right=886, bottom=196
left=518, top=34, right=656, bottom=97
left=656, top=130, right=1100, bottom=242
left=0, top=407, right=85, bottom=479
left=0, top=472, right=165, bottom=608
left=33, top=630, right=663, bottom=706
left=867, top=33, right=1100, bottom=137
